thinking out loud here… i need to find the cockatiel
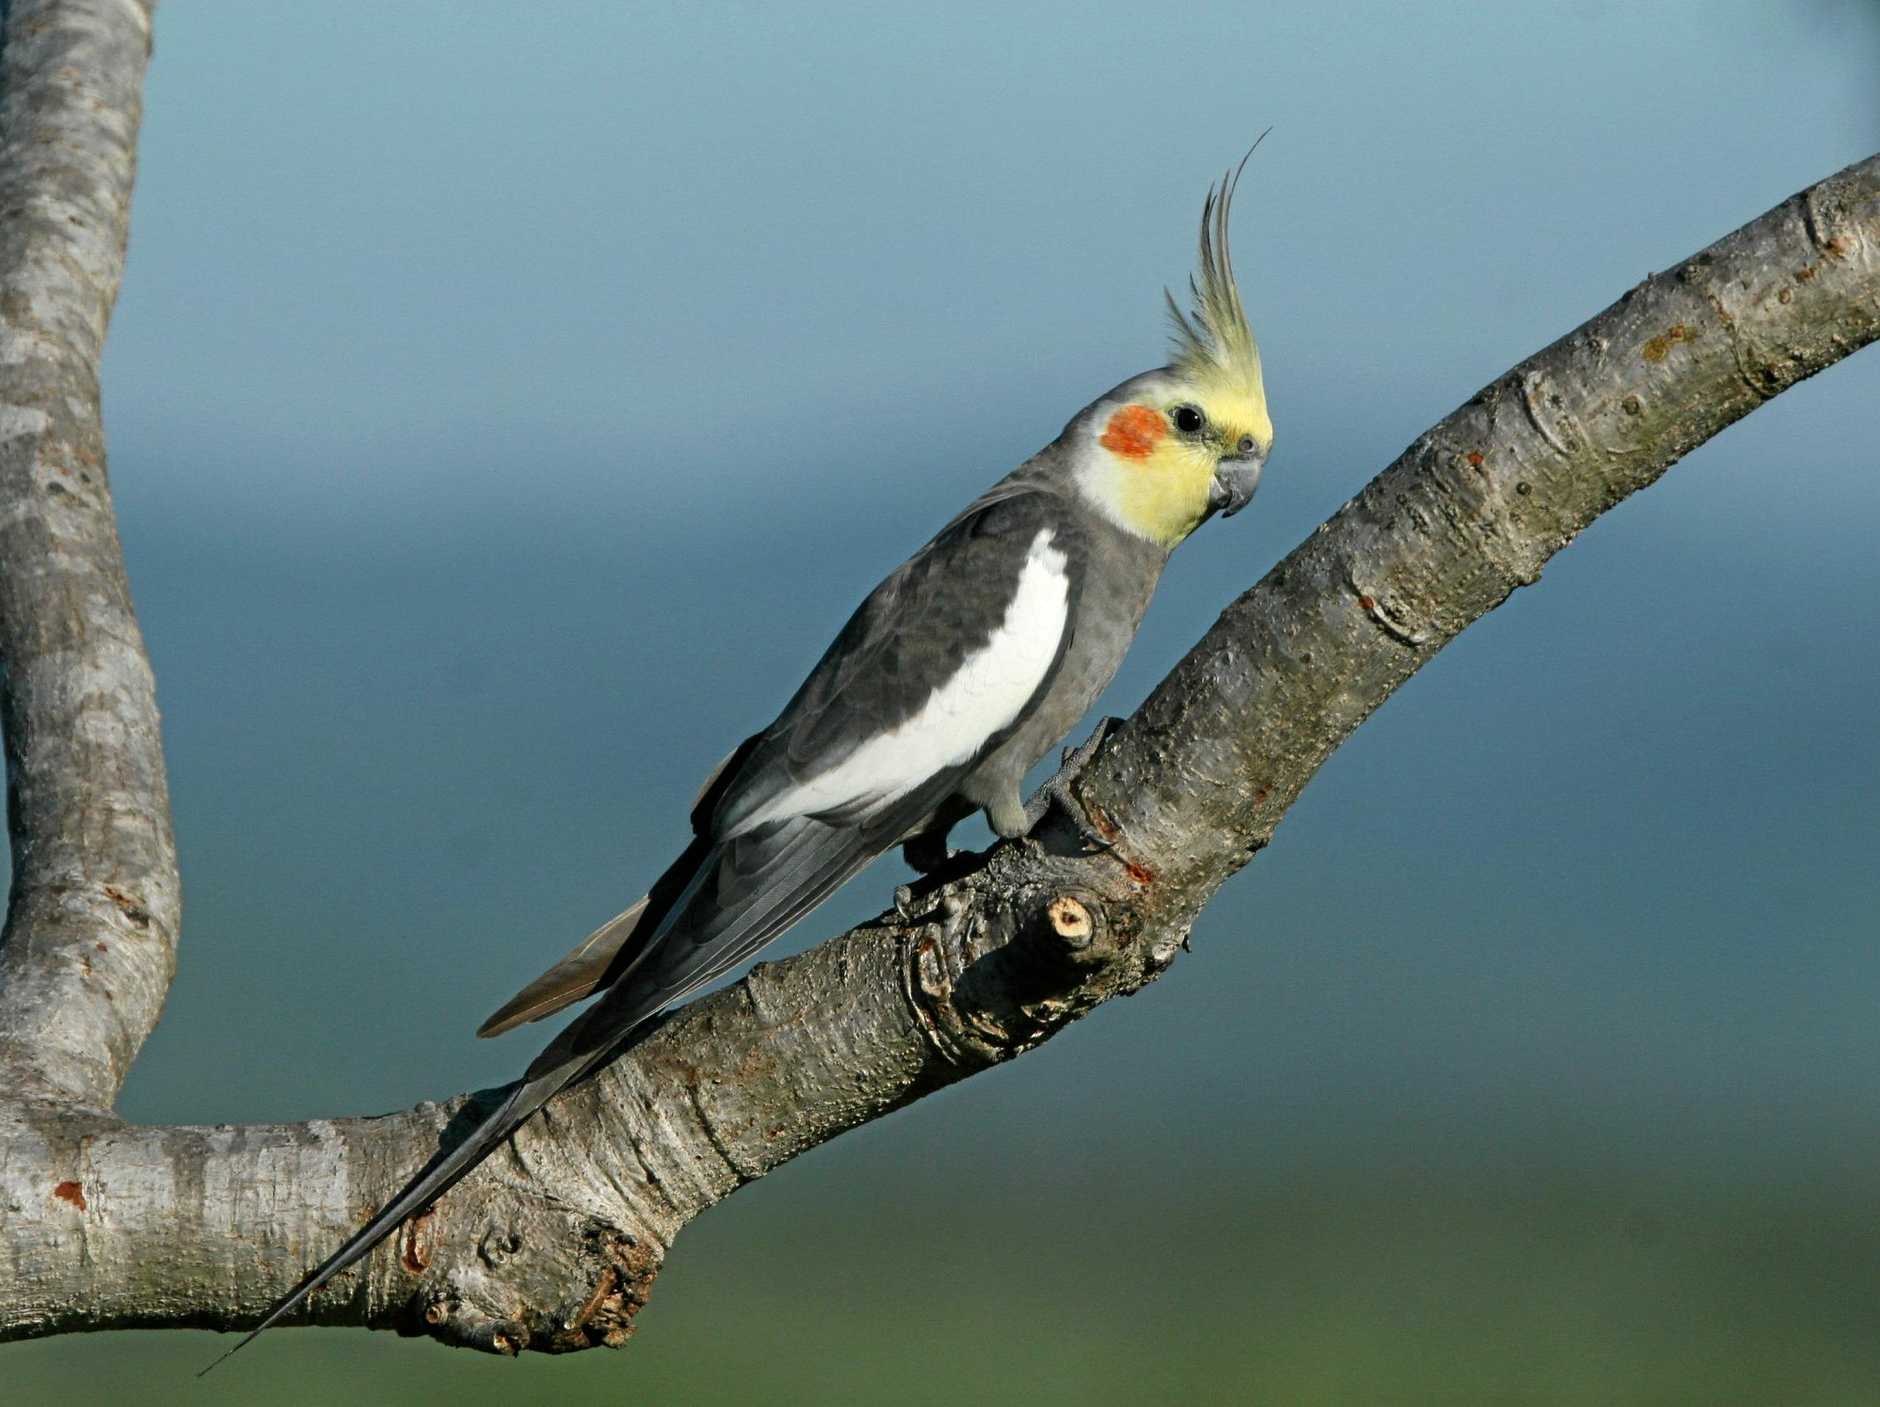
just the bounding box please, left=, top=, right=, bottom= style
left=212, top=157, right=1272, bottom=1368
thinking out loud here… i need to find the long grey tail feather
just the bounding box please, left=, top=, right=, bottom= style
left=202, top=809, right=915, bottom=1376
left=197, top=1050, right=596, bottom=1377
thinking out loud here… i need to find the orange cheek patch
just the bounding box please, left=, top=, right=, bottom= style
left=1099, top=404, right=1166, bottom=460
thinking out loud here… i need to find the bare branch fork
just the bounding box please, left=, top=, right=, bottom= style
left=1, top=0, right=1876, bottom=1357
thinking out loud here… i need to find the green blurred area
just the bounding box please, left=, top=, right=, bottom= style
left=16, top=1166, right=1880, bottom=1404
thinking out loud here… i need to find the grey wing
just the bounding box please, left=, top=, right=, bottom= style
left=713, top=483, right=1085, bottom=836
left=536, top=486, right=1085, bottom=1062
left=479, top=486, right=1082, bottom=1039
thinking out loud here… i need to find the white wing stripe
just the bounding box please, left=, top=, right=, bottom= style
left=736, top=528, right=1070, bottom=831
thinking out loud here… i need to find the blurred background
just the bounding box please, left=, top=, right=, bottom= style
left=11, top=1, right=1880, bottom=1401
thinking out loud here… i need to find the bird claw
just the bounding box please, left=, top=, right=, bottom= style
left=1022, top=717, right=1123, bottom=854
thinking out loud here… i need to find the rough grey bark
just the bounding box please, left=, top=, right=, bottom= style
left=0, top=0, right=170, bottom=1116
left=0, top=0, right=1874, bottom=1355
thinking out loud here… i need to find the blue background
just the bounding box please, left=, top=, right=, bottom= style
left=15, top=2, right=1880, bottom=1401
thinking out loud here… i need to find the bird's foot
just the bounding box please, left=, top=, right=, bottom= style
left=1022, top=717, right=1124, bottom=855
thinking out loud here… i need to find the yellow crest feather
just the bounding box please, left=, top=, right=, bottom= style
left=1165, top=138, right=1267, bottom=400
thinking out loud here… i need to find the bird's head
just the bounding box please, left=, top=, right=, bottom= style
left=1072, top=158, right=1272, bottom=550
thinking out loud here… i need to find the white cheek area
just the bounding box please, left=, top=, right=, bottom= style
left=737, top=529, right=1071, bottom=830
left=1072, top=451, right=1138, bottom=538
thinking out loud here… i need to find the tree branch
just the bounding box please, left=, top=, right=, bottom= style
left=0, top=0, right=169, bottom=1114
left=0, top=29, right=1871, bottom=1347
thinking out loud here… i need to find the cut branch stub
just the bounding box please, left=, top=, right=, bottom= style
left=1045, top=894, right=1095, bottom=948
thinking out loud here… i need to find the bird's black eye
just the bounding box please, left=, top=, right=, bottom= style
left=1171, top=404, right=1205, bottom=434
left=1238, top=435, right=1257, bottom=455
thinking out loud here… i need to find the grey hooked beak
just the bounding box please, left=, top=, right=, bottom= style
left=1209, top=453, right=1265, bottom=519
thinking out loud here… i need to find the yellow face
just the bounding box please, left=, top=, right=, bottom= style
left=1089, top=377, right=1273, bottom=548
